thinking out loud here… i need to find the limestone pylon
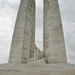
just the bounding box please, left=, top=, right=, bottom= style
left=43, top=0, right=67, bottom=63
left=9, top=0, right=35, bottom=64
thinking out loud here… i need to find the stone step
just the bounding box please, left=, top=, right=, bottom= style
left=0, top=63, right=75, bottom=70
left=0, top=69, right=75, bottom=75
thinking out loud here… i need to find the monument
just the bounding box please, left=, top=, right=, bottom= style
left=0, top=0, right=75, bottom=75
left=43, top=0, right=67, bottom=63
left=9, top=0, right=36, bottom=64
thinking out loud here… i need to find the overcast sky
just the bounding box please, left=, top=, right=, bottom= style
left=0, top=0, right=75, bottom=64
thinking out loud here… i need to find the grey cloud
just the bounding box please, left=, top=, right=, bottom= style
left=0, top=0, right=20, bottom=10
left=68, top=55, right=75, bottom=60
left=0, top=0, right=20, bottom=64
left=36, top=7, right=43, bottom=28
left=60, top=0, right=75, bottom=22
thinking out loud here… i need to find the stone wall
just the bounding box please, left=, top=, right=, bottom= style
left=0, top=69, right=75, bottom=75
left=0, top=63, right=75, bottom=75
left=34, top=45, right=43, bottom=60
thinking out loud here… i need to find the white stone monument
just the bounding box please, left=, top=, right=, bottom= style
left=9, top=0, right=35, bottom=64
left=0, top=0, right=75, bottom=75
left=43, top=0, right=67, bottom=63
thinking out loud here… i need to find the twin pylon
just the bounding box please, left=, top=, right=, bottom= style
left=9, top=0, right=67, bottom=64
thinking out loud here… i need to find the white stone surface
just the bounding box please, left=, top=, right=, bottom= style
left=9, top=0, right=35, bottom=64
left=21, top=0, right=35, bottom=63
left=33, top=45, right=43, bottom=60
left=0, top=63, right=75, bottom=75
left=43, top=0, right=67, bottom=63
left=9, top=0, right=29, bottom=63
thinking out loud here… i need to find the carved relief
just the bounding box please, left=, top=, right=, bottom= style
left=29, top=1, right=33, bottom=11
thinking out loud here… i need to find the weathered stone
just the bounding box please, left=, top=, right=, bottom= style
left=0, top=0, right=75, bottom=75
left=9, top=0, right=35, bottom=64
left=43, top=0, right=67, bottom=63
left=0, top=63, right=75, bottom=75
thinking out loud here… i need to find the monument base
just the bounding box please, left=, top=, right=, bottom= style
left=0, top=60, right=75, bottom=75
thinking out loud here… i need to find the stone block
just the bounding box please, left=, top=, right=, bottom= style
left=0, top=63, right=75, bottom=75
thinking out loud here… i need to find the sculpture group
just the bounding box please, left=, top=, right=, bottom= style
left=0, top=0, right=75, bottom=75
